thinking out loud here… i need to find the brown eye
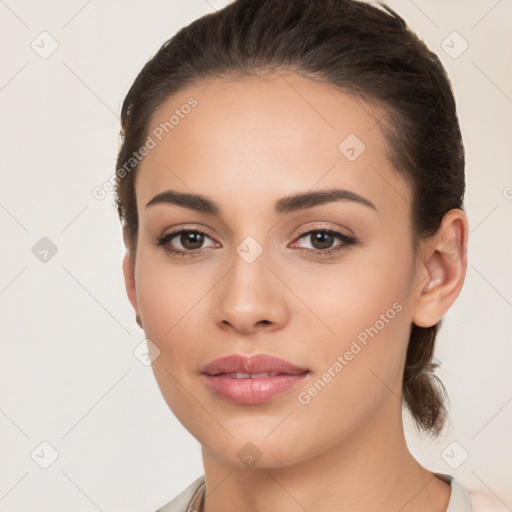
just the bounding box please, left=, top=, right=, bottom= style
left=179, top=231, right=205, bottom=250
left=309, top=231, right=336, bottom=250
left=291, top=228, right=357, bottom=257
left=155, top=229, right=217, bottom=257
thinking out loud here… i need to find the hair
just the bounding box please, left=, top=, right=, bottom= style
left=114, top=0, right=465, bottom=436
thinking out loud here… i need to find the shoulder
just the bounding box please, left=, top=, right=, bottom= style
left=469, top=491, right=508, bottom=512
left=433, top=472, right=473, bottom=512
left=155, top=475, right=205, bottom=512
left=155, top=472, right=475, bottom=512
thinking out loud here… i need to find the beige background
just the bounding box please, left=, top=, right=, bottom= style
left=0, top=0, right=511, bottom=510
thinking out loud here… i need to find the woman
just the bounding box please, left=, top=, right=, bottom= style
left=114, top=0, right=472, bottom=510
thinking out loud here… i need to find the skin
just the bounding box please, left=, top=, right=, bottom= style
left=122, top=71, right=468, bottom=512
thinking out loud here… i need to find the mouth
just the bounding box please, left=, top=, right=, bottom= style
left=218, top=371, right=303, bottom=378
left=201, top=354, right=310, bottom=404
left=201, top=353, right=309, bottom=376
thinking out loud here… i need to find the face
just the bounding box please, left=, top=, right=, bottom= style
left=125, top=72, right=424, bottom=468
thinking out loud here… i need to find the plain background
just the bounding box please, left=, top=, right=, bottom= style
left=0, top=1, right=511, bottom=511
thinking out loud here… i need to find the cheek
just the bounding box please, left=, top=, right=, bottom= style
left=285, top=238, right=413, bottom=342
left=289, top=301, right=411, bottom=459
left=135, top=249, right=215, bottom=340
left=289, top=237, right=414, bottom=405
left=134, top=249, right=221, bottom=399
left=134, top=253, right=209, bottom=421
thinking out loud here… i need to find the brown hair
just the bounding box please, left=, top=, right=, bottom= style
left=114, top=0, right=465, bottom=436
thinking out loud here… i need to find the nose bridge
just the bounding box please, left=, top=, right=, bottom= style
left=235, top=234, right=266, bottom=267
left=214, top=231, right=287, bottom=332
left=228, top=233, right=273, bottom=302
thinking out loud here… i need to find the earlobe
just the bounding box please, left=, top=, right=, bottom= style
left=412, top=209, right=468, bottom=328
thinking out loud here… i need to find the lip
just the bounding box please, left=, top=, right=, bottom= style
left=201, top=354, right=310, bottom=405
left=202, top=353, right=309, bottom=376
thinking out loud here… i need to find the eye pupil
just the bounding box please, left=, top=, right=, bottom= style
left=311, top=231, right=334, bottom=250
left=182, top=231, right=204, bottom=250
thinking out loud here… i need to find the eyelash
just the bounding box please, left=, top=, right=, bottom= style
left=154, top=227, right=357, bottom=259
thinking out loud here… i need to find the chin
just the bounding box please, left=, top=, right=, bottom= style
left=199, top=429, right=316, bottom=470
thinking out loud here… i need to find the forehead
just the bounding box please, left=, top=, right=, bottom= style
left=136, top=72, right=409, bottom=220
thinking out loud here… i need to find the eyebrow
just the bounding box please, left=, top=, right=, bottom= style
left=145, top=188, right=377, bottom=215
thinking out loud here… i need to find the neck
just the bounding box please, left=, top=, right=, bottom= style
left=200, top=403, right=451, bottom=512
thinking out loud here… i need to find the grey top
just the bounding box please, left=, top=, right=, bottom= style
left=155, top=472, right=473, bottom=512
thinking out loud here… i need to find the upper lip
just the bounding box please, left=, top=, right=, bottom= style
left=201, top=354, right=309, bottom=376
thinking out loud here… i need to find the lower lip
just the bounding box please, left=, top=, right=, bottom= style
left=203, top=373, right=310, bottom=404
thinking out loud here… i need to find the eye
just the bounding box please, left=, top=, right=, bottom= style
left=291, top=228, right=357, bottom=256
left=154, top=226, right=357, bottom=259
left=155, top=229, right=217, bottom=257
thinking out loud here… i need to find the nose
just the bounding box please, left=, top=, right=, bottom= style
left=214, top=246, right=289, bottom=335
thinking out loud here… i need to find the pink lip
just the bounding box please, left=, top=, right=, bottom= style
left=201, top=354, right=310, bottom=405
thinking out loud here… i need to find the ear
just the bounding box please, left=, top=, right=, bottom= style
left=412, top=209, right=468, bottom=328
left=122, top=226, right=140, bottom=323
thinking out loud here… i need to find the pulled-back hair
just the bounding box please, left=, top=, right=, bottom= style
left=114, top=0, right=465, bottom=436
